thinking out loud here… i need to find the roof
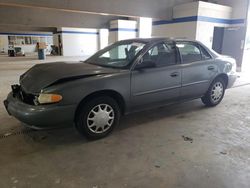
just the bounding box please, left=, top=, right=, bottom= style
left=118, top=37, right=196, bottom=44
left=118, top=37, right=169, bottom=44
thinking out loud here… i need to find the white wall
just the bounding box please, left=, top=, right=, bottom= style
left=152, top=2, right=199, bottom=39
left=109, top=20, right=137, bottom=44
left=196, top=1, right=232, bottom=48
left=118, top=20, right=137, bottom=40
left=119, top=30, right=137, bottom=41
left=152, top=1, right=240, bottom=48
left=152, top=22, right=197, bottom=40
left=59, top=27, right=99, bottom=57
left=15, top=45, right=37, bottom=53
left=108, top=32, right=117, bottom=45
left=0, top=35, right=8, bottom=53
left=0, top=33, right=53, bottom=54
left=198, top=1, right=232, bottom=19
left=138, top=17, right=152, bottom=38
left=0, top=35, right=36, bottom=53
left=99, top=29, right=109, bottom=49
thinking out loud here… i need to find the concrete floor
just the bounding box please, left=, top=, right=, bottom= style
left=0, top=55, right=250, bottom=188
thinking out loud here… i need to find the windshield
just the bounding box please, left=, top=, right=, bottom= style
left=86, top=41, right=146, bottom=68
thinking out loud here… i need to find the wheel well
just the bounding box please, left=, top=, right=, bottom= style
left=74, top=90, right=126, bottom=121
left=215, top=74, right=229, bottom=87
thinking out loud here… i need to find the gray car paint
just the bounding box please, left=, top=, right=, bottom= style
left=4, top=38, right=237, bottom=129
left=19, top=62, right=123, bottom=94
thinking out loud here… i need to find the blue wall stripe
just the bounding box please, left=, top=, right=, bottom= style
left=197, top=16, right=245, bottom=24
left=57, top=31, right=99, bottom=35
left=109, top=28, right=138, bottom=32
left=0, top=32, right=52, bottom=36
left=227, top=19, right=245, bottom=24
left=153, top=16, right=245, bottom=26
left=153, top=16, right=197, bottom=25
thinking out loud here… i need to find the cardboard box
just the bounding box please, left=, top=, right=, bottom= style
left=38, top=42, right=47, bottom=49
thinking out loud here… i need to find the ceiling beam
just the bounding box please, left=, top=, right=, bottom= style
left=0, top=0, right=194, bottom=19
left=0, top=6, right=122, bottom=28
left=0, top=25, right=57, bottom=33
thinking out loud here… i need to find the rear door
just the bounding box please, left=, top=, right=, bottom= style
left=130, top=41, right=182, bottom=109
left=176, top=41, right=217, bottom=99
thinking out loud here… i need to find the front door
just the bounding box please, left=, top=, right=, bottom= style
left=130, top=42, right=182, bottom=109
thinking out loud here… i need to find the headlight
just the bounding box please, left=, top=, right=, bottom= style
left=37, top=93, right=62, bottom=104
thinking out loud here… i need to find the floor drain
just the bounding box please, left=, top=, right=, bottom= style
left=0, top=129, right=36, bottom=139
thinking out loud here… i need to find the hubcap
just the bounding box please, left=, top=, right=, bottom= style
left=211, top=82, right=224, bottom=103
left=87, top=104, right=114, bottom=134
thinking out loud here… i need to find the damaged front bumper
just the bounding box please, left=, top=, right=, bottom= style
left=4, top=92, right=76, bottom=129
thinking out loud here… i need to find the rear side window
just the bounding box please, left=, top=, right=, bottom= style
left=176, top=42, right=202, bottom=63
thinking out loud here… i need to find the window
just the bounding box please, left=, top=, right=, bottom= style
left=200, top=46, right=212, bottom=60
left=8, top=35, right=46, bottom=45
left=31, top=37, right=40, bottom=44
left=25, top=37, right=32, bottom=45
left=141, top=42, right=177, bottom=67
left=86, top=41, right=145, bottom=68
left=100, top=43, right=144, bottom=60
left=8, top=36, right=15, bottom=45
left=40, top=37, right=46, bottom=43
left=16, top=36, right=25, bottom=45
left=176, top=42, right=202, bottom=63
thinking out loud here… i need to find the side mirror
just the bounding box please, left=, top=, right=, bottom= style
left=135, top=60, right=156, bottom=70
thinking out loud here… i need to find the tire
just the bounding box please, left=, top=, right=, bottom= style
left=201, top=77, right=226, bottom=107
left=75, top=96, right=121, bottom=139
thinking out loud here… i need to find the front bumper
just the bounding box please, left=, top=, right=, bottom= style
left=4, top=92, right=76, bottom=129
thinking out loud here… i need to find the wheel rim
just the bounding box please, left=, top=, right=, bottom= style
left=211, top=82, right=224, bottom=103
left=87, top=104, right=115, bottom=134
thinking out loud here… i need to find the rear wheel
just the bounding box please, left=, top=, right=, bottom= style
left=75, top=96, right=120, bottom=139
left=201, top=77, right=226, bottom=107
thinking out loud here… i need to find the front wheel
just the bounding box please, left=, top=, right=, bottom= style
left=75, top=96, right=120, bottom=139
left=201, top=77, right=226, bottom=107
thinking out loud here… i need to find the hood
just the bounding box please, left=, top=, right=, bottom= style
left=20, top=61, right=119, bottom=93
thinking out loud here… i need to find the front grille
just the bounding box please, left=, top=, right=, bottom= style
left=12, top=85, right=36, bottom=105
left=19, top=89, right=36, bottom=105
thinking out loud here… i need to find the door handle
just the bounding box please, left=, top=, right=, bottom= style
left=170, top=72, right=179, bottom=77
left=208, top=66, right=215, bottom=70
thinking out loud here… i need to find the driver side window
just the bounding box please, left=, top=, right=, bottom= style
left=141, top=42, right=178, bottom=67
